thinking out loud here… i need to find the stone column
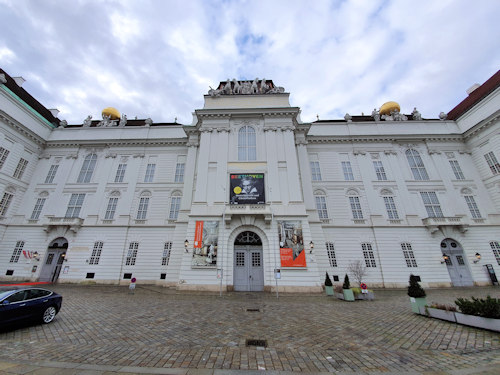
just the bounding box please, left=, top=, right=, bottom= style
left=193, top=128, right=212, bottom=203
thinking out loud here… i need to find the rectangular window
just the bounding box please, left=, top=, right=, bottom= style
left=362, top=243, right=376, bottom=267
left=490, top=241, right=500, bottom=265
left=9, top=241, right=25, bottom=263
left=326, top=242, right=337, bottom=267
left=349, top=196, right=363, bottom=219
left=144, top=163, right=156, bottom=182
left=310, top=161, right=322, bottom=181
left=89, top=241, right=103, bottom=265
left=136, top=197, right=149, bottom=220
left=162, top=242, right=172, bottom=266
left=0, top=192, right=14, bottom=216
left=464, top=195, right=481, bottom=219
left=105, top=197, right=118, bottom=220
left=126, top=242, right=139, bottom=265
left=420, top=191, right=443, bottom=218
left=383, top=196, right=399, bottom=220
left=449, top=160, right=465, bottom=180
left=407, top=150, right=429, bottom=180
left=31, top=198, right=46, bottom=220
left=13, top=158, right=28, bottom=179
left=77, top=154, right=97, bottom=183
left=169, top=196, right=181, bottom=220
left=174, top=163, right=185, bottom=183
left=65, top=193, right=85, bottom=218
left=401, top=243, right=417, bottom=267
left=342, top=161, right=354, bottom=180
left=484, top=152, right=500, bottom=175
left=45, top=165, right=59, bottom=183
left=373, top=161, right=387, bottom=180
left=315, top=195, right=328, bottom=219
left=115, top=164, right=127, bottom=182
left=0, top=147, right=9, bottom=169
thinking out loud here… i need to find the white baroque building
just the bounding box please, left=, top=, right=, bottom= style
left=0, top=69, right=499, bottom=292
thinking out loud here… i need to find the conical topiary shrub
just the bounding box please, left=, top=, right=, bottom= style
left=408, top=274, right=426, bottom=298
left=325, top=272, right=333, bottom=286
left=342, top=274, right=350, bottom=289
left=341, top=274, right=354, bottom=301
left=324, top=272, right=334, bottom=296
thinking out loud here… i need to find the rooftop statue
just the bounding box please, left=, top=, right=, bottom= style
left=208, top=78, right=285, bottom=96
left=83, top=115, right=92, bottom=127
left=412, top=107, right=422, bottom=121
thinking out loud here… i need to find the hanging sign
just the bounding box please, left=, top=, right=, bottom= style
left=229, top=174, right=265, bottom=204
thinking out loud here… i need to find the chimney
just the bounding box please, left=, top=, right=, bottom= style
left=12, top=76, right=26, bottom=87
left=466, top=83, right=480, bottom=95
left=48, top=109, right=60, bottom=118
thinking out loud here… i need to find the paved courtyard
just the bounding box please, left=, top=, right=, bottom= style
left=0, top=285, right=499, bottom=374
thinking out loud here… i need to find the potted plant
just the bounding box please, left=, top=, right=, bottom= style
left=425, top=302, right=457, bottom=322
left=324, top=272, right=333, bottom=296
left=342, top=274, right=355, bottom=301
left=408, top=274, right=426, bottom=314
left=454, top=296, right=500, bottom=332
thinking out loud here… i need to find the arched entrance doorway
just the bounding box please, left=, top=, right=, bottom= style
left=39, top=237, right=68, bottom=282
left=233, top=231, right=264, bottom=291
left=441, top=238, right=473, bottom=286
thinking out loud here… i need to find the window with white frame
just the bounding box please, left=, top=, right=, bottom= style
left=484, top=152, right=500, bottom=175
left=362, top=243, right=376, bottom=267
left=464, top=195, right=481, bottom=219
left=310, top=161, right=322, bottom=181
left=115, top=164, right=127, bottom=182
left=126, top=242, right=139, bottom=265
left=406, top=149, right=429, bottom=180
left=341, top=161, right=354, bottom=180
left=0, top=192, right=14, bottom=216
left=315, top=193, right=328, bottom=219
left=13, top=158, right=28, bottom=179
left=144, top=163, right=156, bottom=182
left=449, top=160, right=465, bottom=180
left=77, top=154, right=97, bottom=183
left=490, top=241, right=500, bottom=265
left=175, top=163, right=185, bottom=182
left=238, top=126, right=256, bottom=161
left=9, top=241, right=25, bottom=263
left=169, top=195, right=181, bottom=220
left=349, top=196, right=363, bottom=219
left=136, top=196, right=149, bottom=220
left=31, top=198, right=46, bottom=220
left=89, top=241, right=103, bottom=265
left=45, top=165, right=58, bottom=183
left=105, top=197, right=118, bottom=220
left=326, top=242, right=337, bottom=267
left=420, top=191, right=443, bottom=218
left=65, top=193, right=85, bottom=218
left=0, top=147, right=9, bottom=169
left=373, top=161, right=387, bottom=180
left=383, top=196, right=399, bottom=220
left=162, top=242, right=172, bottom=266
left=401, top=243, right=418, bottom=267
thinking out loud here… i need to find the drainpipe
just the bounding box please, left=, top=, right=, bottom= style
left=371, top=226, right=386, bottom=288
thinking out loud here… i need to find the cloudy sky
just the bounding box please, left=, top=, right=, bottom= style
left=0, top=0, right=499, bottom=124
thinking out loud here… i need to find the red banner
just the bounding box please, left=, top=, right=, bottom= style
left=194, top=221, right=204, bottom=248
left=280, top=248, right=307, bottom=267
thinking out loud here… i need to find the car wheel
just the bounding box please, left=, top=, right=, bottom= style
left=42, top=306, right=57, bottom=324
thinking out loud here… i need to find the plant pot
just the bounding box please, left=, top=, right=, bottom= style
left=427, top=307, right=456, bottom=322
left=325, top=285, right=334, bottom=296
left=343, top=289, right=355, bottom=301
left=455, top=312, right=500, bottom=332
left=409, top=297, right=427, bottom=314
left=335, top=292, right=344, bottom=300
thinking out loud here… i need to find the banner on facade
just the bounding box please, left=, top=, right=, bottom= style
left=192, top=221, right=219, bottom=267
left=278, top=221, right=306, bottom=267
left=229, top=174, right=265, bottom=204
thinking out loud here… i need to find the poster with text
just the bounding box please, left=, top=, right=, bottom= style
left=278, top=221, right=306, bottom=267
left=191, top=221, right=219, bottom=267
left=229, top=174, right=265, bottom=204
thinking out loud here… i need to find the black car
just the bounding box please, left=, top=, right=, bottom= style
left=0, top=287, right=62, bottom=326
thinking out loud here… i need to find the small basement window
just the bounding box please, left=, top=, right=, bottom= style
left=123, top=273, right=132, bottom=279
left=86, top=273, right=95, bottom=279
left=160, top=273, right=166, bottom=280
left=332, top=275, right=339, bottom=282
left=6, top=270, right=14, bottom=276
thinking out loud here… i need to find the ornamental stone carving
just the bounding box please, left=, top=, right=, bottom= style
left=58, top=120, right=68, bottom=128
left=371, top=108, right=381, bottom=121
left=411, top=107, right=422, bottom=121
left=208, top=78, right=285, bottom=96
left=119, top=114, right=127, bottom=127
left=83, top=115, right=92, bottom=127
left=439, top=112, right=447, bottom=120
left=145, top=118, right=153, bottom=126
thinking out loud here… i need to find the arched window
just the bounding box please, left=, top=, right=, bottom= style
left=136, top=191, right=151, bottom=220
left=314, top=190, right=328, bottom=219
left=406, top=149, right=429, bottom=180
left=78, top=154, right=97, bottom=183
left=238, top=126, right=256, bottom=161
left=169, top=191, right=182, bottom=220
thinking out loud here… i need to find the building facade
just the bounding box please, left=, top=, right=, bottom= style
left=1, top=70, right=499, bottom=291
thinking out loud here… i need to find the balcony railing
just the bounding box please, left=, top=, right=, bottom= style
left=422, top=216, right=468, bottom=233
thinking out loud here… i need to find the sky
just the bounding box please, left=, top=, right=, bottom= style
left=0, top=0, right=499, bottom=124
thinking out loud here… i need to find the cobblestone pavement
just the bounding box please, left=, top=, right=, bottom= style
left=0, top=285, right=499, bottom=374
